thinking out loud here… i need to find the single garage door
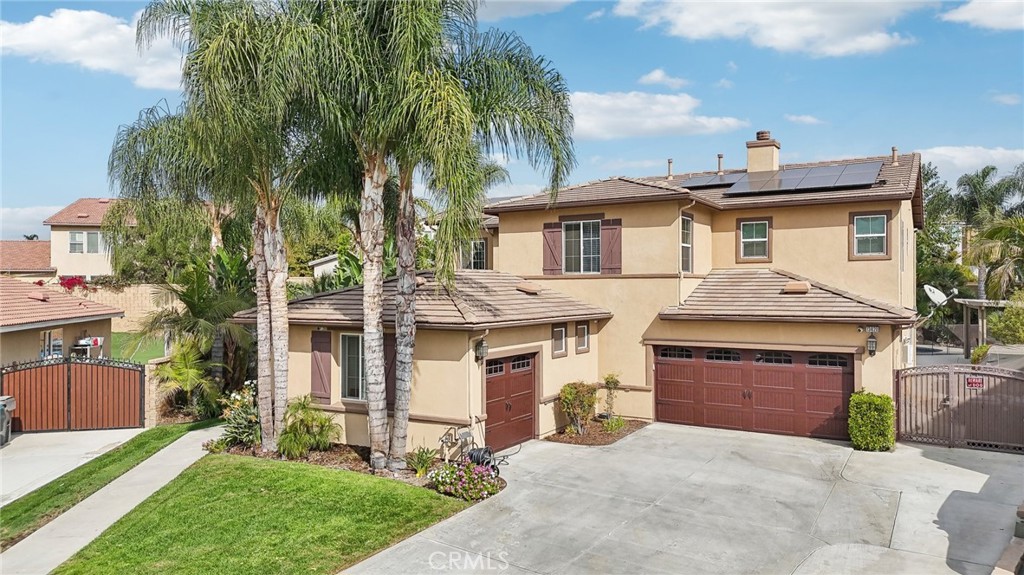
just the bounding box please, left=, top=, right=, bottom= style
left=654, top=346, right=853, bottom=440
left=485, top=354, right=536, bottom=452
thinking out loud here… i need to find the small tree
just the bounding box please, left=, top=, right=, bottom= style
left=559, top=381, right=598, bottom=435
left=602, top=373, right=621, bottom=417
left=989, top=291, right=1024, bottom=344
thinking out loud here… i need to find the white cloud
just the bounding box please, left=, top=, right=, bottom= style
left=1, top=206, right=62, bottom=240
left=477, top=0, right=577, bottom=21
left=917, top=146, right=1024, bottom=185
left=715, top=78, right=735, bottom=89
left=586, top=8, right=606, bottom=20
left=637, top=68, right=688, bottom=89
left=588, top=156, right=663, bottom=171
left=991, top=92, right=1022, bottom=105
left=612, top=1, right=926, bottom=57
left=727, top=60, right=738, bottom=72
left=941, top=0, right=1024, bottom=31
left=571, top=91, right=748, bottom=140
left=1, top=9, right=181, bottom=90
left=784, top=113, right=824, bottom=125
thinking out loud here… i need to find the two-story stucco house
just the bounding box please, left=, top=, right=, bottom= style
left=43, top=198, right=116, bottom=279
left=254, top=131, right=922, bottom=451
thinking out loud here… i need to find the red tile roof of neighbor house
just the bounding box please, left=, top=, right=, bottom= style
left=0, top=241, right=54, bottom=273
left=234, top=270, right=613, bottom=329
left=43, top=198, right=117, bottom=227
left=484, top=153, right=924, bottom=229
left=659, top=268, right=916, bottom=325
left=0, top=277, right=123, bottom=331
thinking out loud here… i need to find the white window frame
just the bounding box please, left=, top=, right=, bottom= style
left=462, top=238, right=487, bottom=270
left=69, top=231, right=84, bottom=254
left=680, top=213, right=693, bottom=274
left=40, top=328, right=63, bottom=359
left=575, top=322, right=590, bottom=353
left=740, top=220, right=769, bottom=259
left=339, top=334, right=365, bottom=400
left=854, top=215, right=887, bottom=256
left=562, top=220, right=601, bottom=274
left=86, top=231, right=103, bottom=254
left=552, top=324, right=567, bottom=357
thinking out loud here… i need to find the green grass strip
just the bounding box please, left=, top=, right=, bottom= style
left=0, top=419, right=221, bottom=550
left=55, top=455, right=469, bottom=575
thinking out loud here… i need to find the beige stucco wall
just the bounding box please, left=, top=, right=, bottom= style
left=0, top=318, right=113, bottom=365
left=49, top=226, right=113, bottom=278
left=77, top=284, right=163, bottom=332
left=287, top=320, right=599, bottom=449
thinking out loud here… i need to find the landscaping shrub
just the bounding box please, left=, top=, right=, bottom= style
left=970, top=343, right=991, bottom=365
left=601, top=415, right=626, bottom=433
left=428, top=459, right=501, bottom=501
left=278, top=395, right=342, bottom=459
left=219, top=383, right=260, bottom=448
left=848, top=391, right=895, bottom=451
left=407, top=447, right=437, bottom=478
left=559, top=381, right=599, bottom=435
left=602, top=372, right=621, bottom=417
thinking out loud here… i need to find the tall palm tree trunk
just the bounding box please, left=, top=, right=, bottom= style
left=265, top=202, right=290, bottom=441
left=389, top=169, right=416, bottom=470
left=362, top=156, right=389, bottom=469
left=253, top=206, right=276, bottom=450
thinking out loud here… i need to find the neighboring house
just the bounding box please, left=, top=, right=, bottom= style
left=240, top=130, right=922, bottom=451
left=43, top=198, right=116, bottom=278
left=0, top=240, right=56, bottom=281
left=310, top=253, right=339, bottom=278
left=0, top=277, right=123, bottom=365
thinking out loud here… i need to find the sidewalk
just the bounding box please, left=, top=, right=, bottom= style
left=0, top=426, right=222, bottom=575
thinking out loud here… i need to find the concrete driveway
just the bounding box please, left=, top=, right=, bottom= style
left=350, top=423, right=1023, bottom=574
left=0, top=428, right=143, bottom=506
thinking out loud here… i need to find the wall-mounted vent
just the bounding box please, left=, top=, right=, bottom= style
left=781, top=281, right=811, bottom=294
left=516, top=281, right=541, bottom=295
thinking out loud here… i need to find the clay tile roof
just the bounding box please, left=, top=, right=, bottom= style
left=0, top=241, right=54, bottom=273
left=43, top=198, right=117, bottom=227
left=660, top=268, right=916, bottom=325
left=484, top=154, right=923, bottom=228
left=0, top=277, right=123, bottom=331
left=233, top=270, right=612, bottom=329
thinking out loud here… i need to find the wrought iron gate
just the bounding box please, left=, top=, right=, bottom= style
left=895, top=364, right=1024, bottom=453
left=0, top=357, right=145, bottom=432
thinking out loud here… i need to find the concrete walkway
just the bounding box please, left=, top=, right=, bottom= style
left=1, top=428, right=144, bottom=507
left=0, top=426, right=222, bottom=575
left=350, top=424, right=1023, bottom=574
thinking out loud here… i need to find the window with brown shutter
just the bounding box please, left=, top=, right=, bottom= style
left=543, top=216, right=622, bottom=275
left=310, top=331, right=332, bottom=404
left=600, top=218, right=622, bottom=274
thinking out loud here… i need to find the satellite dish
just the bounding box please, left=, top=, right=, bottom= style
left=924, top=284, right=956, bottom=307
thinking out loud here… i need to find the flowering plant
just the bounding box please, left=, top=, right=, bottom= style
left=428, top=458, right=501, bottom=501
left=216, top=382, right=260, bottom=448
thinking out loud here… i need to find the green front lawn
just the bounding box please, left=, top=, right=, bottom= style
left=111, top=332, right=165, bottom=364
left=55, top=455, right=469, bottom=575
left=0, top=419, right=221, bottom=550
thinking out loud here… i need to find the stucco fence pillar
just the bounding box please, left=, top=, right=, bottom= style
left=144, top=356, right=171, bottom=428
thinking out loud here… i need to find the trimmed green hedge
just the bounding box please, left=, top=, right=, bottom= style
left=848, top=391, right=895, bottom=451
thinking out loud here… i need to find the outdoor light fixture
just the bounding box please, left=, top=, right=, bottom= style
left=866, top=334, right=878, bottom=357
left=474, top=339, right=489, bottom=362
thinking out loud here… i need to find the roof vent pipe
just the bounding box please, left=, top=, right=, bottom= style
left=717, top=154, right=724, bottom=176
left=667, top=158, right=673, bottom=180
left=891, top=146, right=899, bottom=166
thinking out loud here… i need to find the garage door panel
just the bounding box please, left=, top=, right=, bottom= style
left=656, top=362, right=694, bottom=383
left=753, top=412, right=797, bottom=435
left=806, top=393, right=847, bottom=416
left=703, top=407, right=744, bottom=430
left=807, top=372, right=848, bottom=393
left=657, top=402, right=696, bottom=424
left=485, top=355, right=536, bottom=452
left=656, top=381, right=694, bottom=402
left=507, top=373, right=533, bottom=398
left=753, top=370, right=796, bottom=389
left=704, top=366, right=743, bottom=385
left=753, top=390, right=796, bottom=411
left=807, top=416, right=848, bottom=439
left=704, top=386, right=743, bottom=407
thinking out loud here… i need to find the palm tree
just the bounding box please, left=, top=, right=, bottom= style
left=971, top=216, right=1024, bottom=298
left=953, top=165, right=1024, bottom=298
left=154, top=340, right=220, bottom=418
left=22, top=234, right=38, bottom=241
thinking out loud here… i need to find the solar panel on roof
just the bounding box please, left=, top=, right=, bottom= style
left=722, top=160, right=883, bottom=196
left=678, top=172, right=744, bottom=189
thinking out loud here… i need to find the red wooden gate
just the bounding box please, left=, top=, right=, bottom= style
left=1, top=357, right=145, bottom=432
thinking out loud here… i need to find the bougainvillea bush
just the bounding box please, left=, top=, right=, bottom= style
left=428, top=459, right=501, bottom=501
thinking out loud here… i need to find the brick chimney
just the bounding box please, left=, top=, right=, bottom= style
left=746, top=130, right=780, bottom=172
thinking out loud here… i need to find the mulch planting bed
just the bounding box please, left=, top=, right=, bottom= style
left=544, top=417, right=648, bottom=446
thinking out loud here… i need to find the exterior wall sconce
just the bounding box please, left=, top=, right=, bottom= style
left=474, top=339, right=489, bottom=362
left=866, top=334, right=877, bottom=357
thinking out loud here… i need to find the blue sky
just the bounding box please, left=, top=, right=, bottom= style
left=2, top=1, right=1023, bottom=239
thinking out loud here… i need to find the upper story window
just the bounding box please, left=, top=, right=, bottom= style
left=850, top=212, right=889, bottom=260
left=340, top=334, right=364, bottom=400
left=462, top=239, right=487, bottom=270
left=737, top=218, right=772, bottom=262
left=680, top=214, right=693, bottom=274
left=563, top=220, right=601, bottom=274
left=69, top=231, right=103, bottom=254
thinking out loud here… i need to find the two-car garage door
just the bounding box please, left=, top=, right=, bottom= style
left=654, top=346, right=854, bottom=440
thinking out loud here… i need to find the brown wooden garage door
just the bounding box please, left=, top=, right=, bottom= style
left=654, top=346, right=853, bottom=440
left=485, top=354, right=535, bottom=452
